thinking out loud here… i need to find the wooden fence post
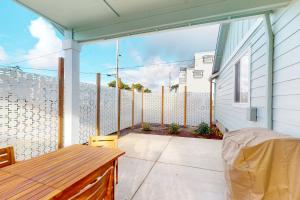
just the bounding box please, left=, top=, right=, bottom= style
left=58, top=57, right=64, bottom=149
left=96, top=73, right=101, bottom=136
left=131, top=85, right=135, bottom=129
left=210, top=79, right=213, bottom=128
left=141, top=87, right=144, bottom=128
left=184, top=85, right=187, bottom=128
left=117, top=79, right=121, bottom=136
left=161, top=86, right=164, bottom=128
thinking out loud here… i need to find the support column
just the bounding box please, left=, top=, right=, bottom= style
left=63, top=37, right=81, bottom=146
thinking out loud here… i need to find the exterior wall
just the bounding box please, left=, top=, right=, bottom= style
left=179, top=52, right=214, bottom=93
left=215, top=17, right=267, bottom=131
left=271, top=0, right=300, bottom=136
left=215, top=0, right=300, bottom=137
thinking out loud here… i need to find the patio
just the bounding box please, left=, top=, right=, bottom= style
left=116, top=133, right=225, bottom=200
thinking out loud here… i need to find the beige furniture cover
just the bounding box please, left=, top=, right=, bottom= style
left=222, top=128, right=300, bottom=200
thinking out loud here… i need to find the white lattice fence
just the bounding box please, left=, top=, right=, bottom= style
left=144, top=93, right=161, bottom=124
left=134, top=92, right=142, bottom=125
left=100, top=87, right=117, bottom=136
left=165, top=91, right=184, bottom=125
left=187, top=92, right=210, bottom=126
left=79, top=83, right=96, bottom=144
left=0, top=68, right=58, bottom=160
left=120, top=90, right=132, bottom=130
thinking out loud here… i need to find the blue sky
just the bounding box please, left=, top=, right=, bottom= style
left=0, top=0, right=219, bottom=89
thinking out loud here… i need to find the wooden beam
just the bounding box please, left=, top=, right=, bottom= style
left=184, top=85, right=187, bottom=128
left=210, top=79, right=213, bottom=128
left=96, top=73, right=101, bottom=136
left=161, top=86, right=164, bottom=128
left=131, top=85, right=135, bottom=129
left=58, top=57, right=64, bottom=149
left=141, top=87, right=144, bottom=128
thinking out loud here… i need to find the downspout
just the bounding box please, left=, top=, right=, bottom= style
left=264, top=13, right=274, bottom=130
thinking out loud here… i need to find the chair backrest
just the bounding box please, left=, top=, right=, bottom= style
left=0, top=146, right=16, bottom=168
left=70, top=167, right=114, bottom=200
left=89, top=136, right=118, bottom=148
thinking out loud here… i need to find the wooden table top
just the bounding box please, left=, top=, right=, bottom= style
left=0, top=144, right=125, bottom=200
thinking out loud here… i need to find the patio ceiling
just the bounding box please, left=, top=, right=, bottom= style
left=16, top=0, right=290, bottom=42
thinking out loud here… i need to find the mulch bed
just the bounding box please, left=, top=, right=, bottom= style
left=119, top=123, right=223, bottom=140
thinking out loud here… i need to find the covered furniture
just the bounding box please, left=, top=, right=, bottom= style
left=222, top=128, right=300, bottom=200
left=0, top=144, right=124, bottom=199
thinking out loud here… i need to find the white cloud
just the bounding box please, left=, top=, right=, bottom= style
left=129, top=49, right=143, bottom=65
left=0, top=46, right=8, bottom=61
left=143, top=24, right=219, bottom=60
left=27, top=17, right=62, bottom=68
left=122, top=56, right=180, bottom=91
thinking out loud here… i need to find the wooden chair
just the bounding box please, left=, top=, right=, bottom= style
left=89, top=136, right=119, bottom=184
left=0, top=146, right=16, bottom=168
left=70, top=167, right=114, bottom=200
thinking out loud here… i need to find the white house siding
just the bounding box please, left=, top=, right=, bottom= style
left=271, top=0, right=300, bottom=137
left=215, top=0, right=300, bottom=137
left=215, top=18, right=267, bottom=131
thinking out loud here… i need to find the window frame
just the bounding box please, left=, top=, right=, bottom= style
left=193, top=70, right=204, bottom=79
left=232, top=48, right=251, bottom=107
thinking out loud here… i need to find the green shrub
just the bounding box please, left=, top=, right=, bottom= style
left=195, top=122, right=210, bottom=135
left=142, top=123, right=151, bottom=131
left=169, top=123, right=180, bottom=134
left=210, top=127, right=223, bottom=139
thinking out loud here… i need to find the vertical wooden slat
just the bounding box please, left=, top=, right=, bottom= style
left=96, top=73, right=101, bottom=136
left=210, top=79, right=213, bottom=128
left=184, top=85, right=187, bottom=128
left=58, top=57, right=64, bottom=149
left=117, top=79, right=121, bottom=136
left=161, top=86, right=164, bottom=128
left=131, top=85, right=135, bottom=129
left=141, top=87, right=144, bottom=128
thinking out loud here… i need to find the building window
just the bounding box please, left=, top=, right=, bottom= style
left=234, top=52, right=250, bottom=104
left=193, top=70, right=204, bottom=78
left=203, top=55, right=214, bottom=63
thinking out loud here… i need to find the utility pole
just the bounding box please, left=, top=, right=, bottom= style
left=116, top=39, right=120, bottom=85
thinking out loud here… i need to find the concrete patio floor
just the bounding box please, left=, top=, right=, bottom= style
left=116, top=133, right=225, bottom=200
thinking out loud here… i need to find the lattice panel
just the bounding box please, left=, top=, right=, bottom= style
left=144, top=93, right=161, bottom=124
left=100, top=87, right=117, bottom=135
left=134, top=92, right=142, bottom=125
left=164, top=91, right=184, bottom=125
left=79, top=83, right=96, bottom=144
left=0, top=68, right=58, bottom=160
left=187, top=92, right=210, bottom=126
left=120, top=90, right=132, bottom=129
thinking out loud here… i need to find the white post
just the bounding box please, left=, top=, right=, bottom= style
left=62, top=32, right=81, bottom=146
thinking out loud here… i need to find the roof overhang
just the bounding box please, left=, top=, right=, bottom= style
left=15, top=0, right=290, bottom=42
left=212, top=23, right=230, bottom=74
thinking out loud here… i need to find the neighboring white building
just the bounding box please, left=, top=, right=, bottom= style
left=178, top=52, right=214, bottom=93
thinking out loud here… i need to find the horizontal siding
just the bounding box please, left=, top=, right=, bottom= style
left=272, top=0, right=300, bottom=137
left=215, top=17, right=266, bottom=131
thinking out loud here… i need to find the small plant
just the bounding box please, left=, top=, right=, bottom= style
left=195, top=122, right=211, bottom=135
left=169, top=123, right=180, bottom=134
left=210, top=127, right=223, bottom=139
left=142, top=123, right=151, bottom=131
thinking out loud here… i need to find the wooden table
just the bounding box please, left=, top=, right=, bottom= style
left=0, top=144, right=125, bottom=200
